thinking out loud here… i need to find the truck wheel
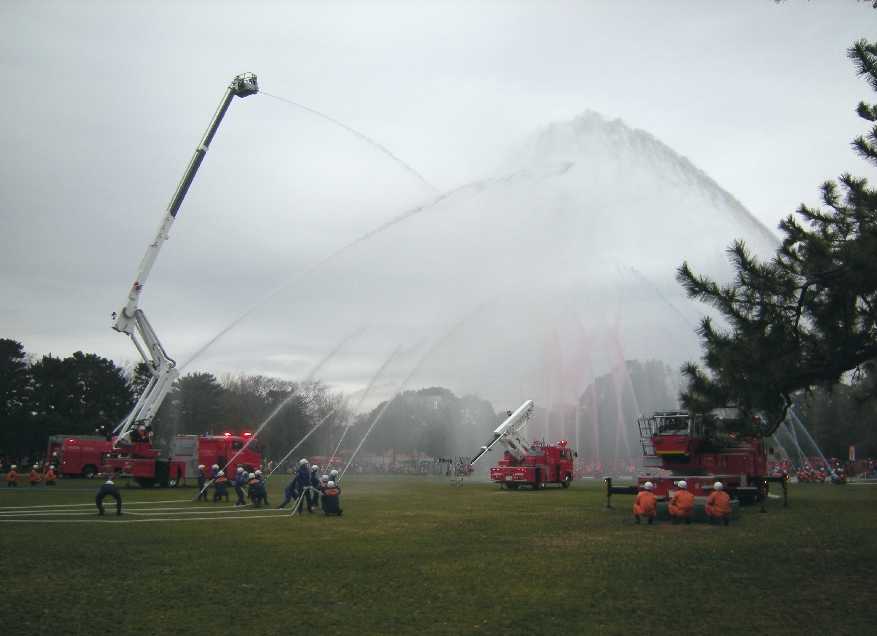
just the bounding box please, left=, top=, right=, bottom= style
left=561, top=474, right=572, bottom=489
left=81, top=465, right=97, bottom=479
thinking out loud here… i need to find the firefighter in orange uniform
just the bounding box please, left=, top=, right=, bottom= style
left=28, top=465, right=41, bottom=486
left=44, top=465, right=57, bottom=486
left=668, top=480, right=695, bottom=524
left=705, top=481, right=732, bottom=526
left=5, top=465, right=19, bottom=487
left=633, top=481, right=658, bottom=524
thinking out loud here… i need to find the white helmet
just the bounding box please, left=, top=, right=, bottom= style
left=212, top=464, right=219, bottom=470
left=330, top=469, right=339, bottom=477
left=10, top=465, right=16, bottom=469
left=105, top=479, right=114, bottom=484
left=321, top=474, right=329, bottom=481
left=248, top=472, right=256, bottom=479
left=255, top=469, right=263, bottom=476
left=311, top=464, right=319, bottom=472
left=236, top=467, right=244, bottom=473
left=644, top=481, right=654, bottom=490
left=217, top=470, right=225, bottom=476
left=677, top=480, right=688, bottom=489
left=33, top=464, right=39, bottom=469
left=327, top=481, right=336, bottom=488
left=198, top=464, right=205, bottom=470
left=713, top=481, right=724, bottom=490
left=299, top=458, right=308, bottom=466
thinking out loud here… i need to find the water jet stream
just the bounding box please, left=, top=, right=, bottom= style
left=196, top=326, right=365, bottom=498
left=180, top=164, right=571, bottom=371
left=260, top=91, right=438, bottom=194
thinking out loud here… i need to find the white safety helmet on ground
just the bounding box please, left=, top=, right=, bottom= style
left=678, top=480, right=688, bottom=489
left=299, top=458, right=308, bottom=466
left=311, top=464, right=319, bottom=472
left=248, top=472, right=256, bottom=479
left=327, top=481, right=336, bottom=488
left=644, top=481, right=654, bottom=490
left=714, top=481, right=724, bottom=490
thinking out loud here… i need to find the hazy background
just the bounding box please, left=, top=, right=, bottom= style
left=2, top=1, right=874, bottom=415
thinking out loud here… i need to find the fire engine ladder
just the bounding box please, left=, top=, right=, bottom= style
left=637, top=415, right=656, bottom=456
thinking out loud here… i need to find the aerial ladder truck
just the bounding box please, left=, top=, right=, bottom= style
left=471, top=400, right=576, bottom=490
left=103, top=73, right=259, bottom=485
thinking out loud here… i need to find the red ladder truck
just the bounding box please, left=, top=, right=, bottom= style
left=100, top=73, right=260, bottom=484
left=471, top=400, right=576, bottom=490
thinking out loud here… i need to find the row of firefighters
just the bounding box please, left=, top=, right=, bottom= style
left=632, top=480, right=733, bottom=526
left=194, top=458, right=342, bottom=515
left=5, top=465, right=57, bottom=487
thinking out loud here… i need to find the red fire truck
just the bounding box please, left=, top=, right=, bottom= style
left=47, top=435, right=112, bottom=479
left=47, top=433, right=261, bottom=487
left=472, top=400, right=576, bottom=490
left=101, top=432, right=261, bottom=488
left=605, top=410, right=787, bottom=507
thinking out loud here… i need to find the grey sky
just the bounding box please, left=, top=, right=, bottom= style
left=1, top=1, right=874, bottom=408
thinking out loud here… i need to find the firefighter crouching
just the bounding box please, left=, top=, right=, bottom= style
left=44, top=465, right=57, bottom=486
left=5, top=465, right=18, bottom=487
left=213, top=470, right=229, bottom=502
left=96, top=478, right=122, bottom=516
left=669, top=480, right=695, bottom=524
left=28, top=465, right=41, bottom=486
left=633, top=481, right=657, bottom=525
left=321, top=480, right=342, bottom=516
left=706, top=481, right=732, bottom=526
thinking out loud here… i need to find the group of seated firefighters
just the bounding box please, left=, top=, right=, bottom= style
left=633, top=480, right=733, bottom=525
left=5, top=464, right=57, bottom=487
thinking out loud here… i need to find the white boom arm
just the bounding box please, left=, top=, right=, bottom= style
left=471, top=400, right=534, bottom=465
left=112, top=73, right=259, bottom=447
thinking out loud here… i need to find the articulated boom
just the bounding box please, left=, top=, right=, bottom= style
left=471, top=400, right=534, bottom=465
left=112, top=73, right=258, bottom=449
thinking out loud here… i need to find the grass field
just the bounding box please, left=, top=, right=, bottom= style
left=1, top=475, right=875, bottom=635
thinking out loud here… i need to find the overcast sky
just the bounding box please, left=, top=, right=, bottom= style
left=1, top=1, right=874, bottom=407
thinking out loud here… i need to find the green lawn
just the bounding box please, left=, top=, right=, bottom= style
left=1, top=476, right=875, bottom=635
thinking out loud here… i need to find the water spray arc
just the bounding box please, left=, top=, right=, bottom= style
left=260, top=91, right=438, bottom=194
left=195, top=326, right=365, bottom=499
left=180, top=164, right=571, bottom=371
left=338, top=298, right=502, bottom=480
left=324, top=346, right=404, bottom=473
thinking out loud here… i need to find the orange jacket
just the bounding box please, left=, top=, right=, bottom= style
left=633, top=491, right=657, bottom=517
left=5, top=470, right=18, bottom=482
left=45, top=469, right=56, bottom=481
left=706, top=490, right=731, bottom=517
left=29, top=470, right=41, bottom=483
left=669, top=489, right=695, bottom=517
